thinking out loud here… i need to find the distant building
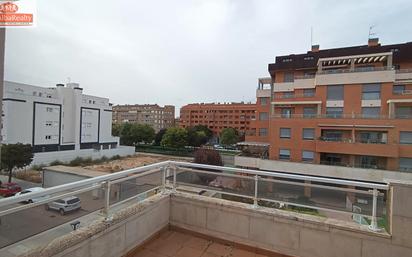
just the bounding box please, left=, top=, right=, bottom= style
left=2, top=81, right=134, bottom=164
left=245, top=39, right=412, bottom=172
left=179, top=102, right=256, bottom=136
left=112, top=104, right=175, bottom=132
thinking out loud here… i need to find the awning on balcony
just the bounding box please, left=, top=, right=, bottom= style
left=317, top=52, right=392, bottom=67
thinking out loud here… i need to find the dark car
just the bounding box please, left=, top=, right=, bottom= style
left=0, top=182, right=22, bottom=197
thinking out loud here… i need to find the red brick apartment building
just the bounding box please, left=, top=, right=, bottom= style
left=179, top=102, right=256, bottom=135
left=246, top=38, right=412, bottom=172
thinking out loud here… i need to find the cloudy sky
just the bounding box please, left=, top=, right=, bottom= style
left=4, top=0, right=412, bottom=115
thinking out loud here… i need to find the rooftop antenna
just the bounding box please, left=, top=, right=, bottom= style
left=311, top=26, right=313, bottom=47
left=368, top=25, right=376, bottom=39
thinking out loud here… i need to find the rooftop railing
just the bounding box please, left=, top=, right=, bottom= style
left=317, top=66, right=393, bottom=75
left=395, top=68, right=412, bottom=73
left=274, top=93, right=316, bottom=99
left=271, top=113, right=412, bottom=119
left=0, top=161, right=389, bottom=248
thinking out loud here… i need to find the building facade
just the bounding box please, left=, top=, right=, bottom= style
left=112, top=104, right=175, bottom=132
left=180, top=102, right=256, bottom=136
left=246, top=39, right=412, bottom=172
left=2, top=81, right=119, bottom=153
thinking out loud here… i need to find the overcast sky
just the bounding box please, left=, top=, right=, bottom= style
left=4, top=0, right=412, bottom=115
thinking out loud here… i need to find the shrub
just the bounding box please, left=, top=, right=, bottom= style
left=194, top=148, right=223, bottom=166
left=68, top=157, right=85, bottom=166
left=50, top=160, right=64, bottom=166
left=110, top=155, right=121, bottom=160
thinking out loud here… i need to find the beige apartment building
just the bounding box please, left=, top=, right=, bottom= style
left=112, top=104, right=175, bottom=132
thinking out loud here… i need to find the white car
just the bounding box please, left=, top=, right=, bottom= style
left=46, top=196, right=81, bottom=215
left=15, top=187, right=48, bottom=203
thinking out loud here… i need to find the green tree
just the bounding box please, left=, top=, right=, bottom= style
left=154, top=128, right=167, bottom=146
left=1, top=144, right=34, bottom=183
left=112, top=123, right=122, bottom=137
left=130, top=124, right=155, bottom=144
left=161, top=127, right=188, bottom=148
left=119, top=123, right=134, bottom=145
left=220, top=128, right=240, bottom=146
left=187, top=125, right=213, bottom=147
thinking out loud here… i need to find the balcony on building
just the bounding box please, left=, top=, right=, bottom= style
left=256, top=77, right=272, bottom=98
left=316, top=128, right=398, bottom=159
left=315, top=52, right=395, bottom=85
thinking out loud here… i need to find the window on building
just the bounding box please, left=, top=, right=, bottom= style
left=45, top=135, right=51, bottom=140
left=284, top=72, right=294, bottom=82
left=283, top=91, right=294, bottom=98
left=281, top=108, right=292, bottom=118
left=326, top=107, right=343, bottom=118
left=393, top=85, right=405, bottom=95
left=279, top=149, right=291, bottom=160
left=395, top=106, right=412, bottom=119
left=259, top=112, right=268, bottom=121
left=362, top=84, right=381, bottom=100
left=303, top=128, right=315, bottom=140
left=280, top=128, right=291, bottom=138
left=282, top=58, right=292, bottom=63
left=303, top=88, right=315, bottom=97
left=46, top=107, right=54, bottom=112
left=327, top=85, right=344, bottom=100
left=260, top=97, right=268, bottom=106
left=259, top=128, right=268, bottom=136
left=302, top=151, right=315, bottom=162
left=362, top=107, right=380, bottom=118
left=303, top=107, right=316, bottom=118
left=304, top=56, right=314, bottom=61
left=399, top=158, right=412, bottom=172
left=400, top=132, right=412, bottom=144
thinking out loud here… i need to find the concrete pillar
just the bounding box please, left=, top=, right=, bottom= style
left=304, top=180, right=311, bottom=198
left=350, top=58, right=355, bottom=71
left=388, top=180, right=412, bottom=246
left=387, top=54, right=393, bottom=69
left=388, top=102, right=395, bottom=118
left=317, top=104, right=321, bottom=116
left=318, top=61, right=323, bottom=72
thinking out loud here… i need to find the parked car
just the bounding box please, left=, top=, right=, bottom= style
left=15, top=187, right=48, bottom=203
left=0, top=182, right=22, bottom=197
left=45, top=196, right=81, bottom=215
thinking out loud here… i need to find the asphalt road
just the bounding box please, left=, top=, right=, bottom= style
left=0, top=190, right=105, bottom=248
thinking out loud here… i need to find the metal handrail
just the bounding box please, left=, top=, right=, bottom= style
left=317, top=66, right=393, bottom=75
left=395, top=69, right=412, bottom=73
left=0, top=161, right=388, bottom=232
left=271, top=113, right=412, bottom=119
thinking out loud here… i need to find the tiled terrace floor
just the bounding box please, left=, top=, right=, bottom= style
left=132, top=230, right=277, bottom=257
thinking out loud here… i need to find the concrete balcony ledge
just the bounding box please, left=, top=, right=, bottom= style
left=171, top=192, right=391, bottom=239
left=6, top=187, right=412, bottom=257
left=315, top=140, right=399, bottom=158
left=315, top=69, right=395, bottom=85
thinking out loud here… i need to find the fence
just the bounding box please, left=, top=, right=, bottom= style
left=0, top=161, right=389, bottom=248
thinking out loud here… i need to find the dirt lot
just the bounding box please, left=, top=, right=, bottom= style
left=84, top=153, right=191, bottom=173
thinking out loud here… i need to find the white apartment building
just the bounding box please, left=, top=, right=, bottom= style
left=2, top=81, right=134, bottom=164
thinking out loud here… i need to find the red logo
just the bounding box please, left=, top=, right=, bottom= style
left=0, top=2, right=18, bottom=14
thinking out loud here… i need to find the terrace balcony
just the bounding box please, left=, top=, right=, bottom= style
left=0, top=162, right=411, bottom=257
left=316, top=137, right=399, bottom=158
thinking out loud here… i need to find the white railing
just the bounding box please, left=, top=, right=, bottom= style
left=0, top=161, right=389, bottom=246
